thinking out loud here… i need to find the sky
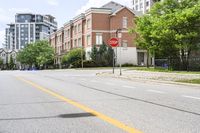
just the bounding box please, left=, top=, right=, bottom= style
left=0, top=0, right=133, bottom=48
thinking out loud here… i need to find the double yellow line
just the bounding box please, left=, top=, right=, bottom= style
left=17, top=77, right=142, bottom=133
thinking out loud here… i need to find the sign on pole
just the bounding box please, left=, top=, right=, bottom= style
left=109, top=38, right=119, bottom=74
left=109, top=38, right=119, bottom=47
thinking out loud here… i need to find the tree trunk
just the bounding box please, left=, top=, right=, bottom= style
left=180, top=49, right=185, bottom=70
left=186, top=49, right=191, bottom=72
left=146, top=50, right=149, bottom=68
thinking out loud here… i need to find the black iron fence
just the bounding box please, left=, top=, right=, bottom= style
left=155, top=57, right=200, bottom=71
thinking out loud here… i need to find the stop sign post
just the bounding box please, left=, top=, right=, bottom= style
left=109, top=38, right=119, bottom=74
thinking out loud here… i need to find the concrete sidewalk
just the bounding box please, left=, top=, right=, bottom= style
left=97, top=69, right=200, bottom=86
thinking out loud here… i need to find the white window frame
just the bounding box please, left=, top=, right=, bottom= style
left=87, top=35, right=91, bottom=46
left=68, top=41, right=70, bottom=49
left=123, top=17, right=128, bottom=29
left=74, top=25, right=77, bottom=34
left=96, top=33, right=103, bottom=45
left=78, top=24, right=81, bottom=33
left=74, top=39, right=77, bottom=48
left=87, top=19, right=91, bottom=29
left=67, top=29, right=70, bottom=38
left=78, top=38, right=82, bottom=47
left=122, top=40, right=128, bottom=50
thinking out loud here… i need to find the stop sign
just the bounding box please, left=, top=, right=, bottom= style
left=109, top=38, right=119, bottom=47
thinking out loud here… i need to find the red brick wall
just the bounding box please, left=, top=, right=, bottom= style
left=92, top=13, right=110, bottom=30
left=110, top=8, right=137, bottom=47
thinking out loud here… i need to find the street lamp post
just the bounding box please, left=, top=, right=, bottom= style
left=116, top=29, right=122, bottom=76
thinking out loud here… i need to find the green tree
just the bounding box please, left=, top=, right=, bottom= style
left=90, top=43, right=114, bottom=67
left=35, top=41, right=54, bottom=68
left=99, top=42, right=107, bottom=55
left=17, top=40, right=54, bottom=69
left=91, top=45, right=98, bottom=61
left=130, top=15, right=158, bottom=67
left=132, top=0, right=200, bottom=70
left=9, top=55, right=15, bottom=70
left=0, top=58, right=3, bottom=69
left=107, top=46, right=114, bottom=66
left=62, top=48, right=85, bottom=68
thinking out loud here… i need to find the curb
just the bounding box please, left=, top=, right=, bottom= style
left=97, top=73, right=200, bottom=87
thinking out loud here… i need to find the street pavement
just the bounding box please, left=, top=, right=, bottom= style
left=0, top=69, right=200, bottom=133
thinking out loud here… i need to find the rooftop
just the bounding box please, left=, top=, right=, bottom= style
left=101, top=1, right=124, bottom=13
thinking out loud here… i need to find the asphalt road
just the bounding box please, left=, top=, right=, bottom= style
left=0, top=69, right=200, bottom=133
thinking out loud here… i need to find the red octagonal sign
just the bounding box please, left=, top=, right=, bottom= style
left=109, top=38, right=119, bottom=47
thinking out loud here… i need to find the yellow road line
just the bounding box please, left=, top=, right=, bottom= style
left=16, top=76, right=142, bottom=133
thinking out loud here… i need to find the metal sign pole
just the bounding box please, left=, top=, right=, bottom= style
left=119, top=38, right=122, bottom=76
left=113, top=48, right=115, bottom=74
left=109, top=37, right=119, bottom=74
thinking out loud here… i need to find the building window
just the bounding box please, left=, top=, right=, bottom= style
left=140, top=3, right=143, bottom=9
left=123, top=17, right=128, bottom=29
left=64, top=30, right=67, bottom=38
left=87, top=19, right=91, bottom=29
left=74, top=25, right=77, bottom=34
left=74, top=39, right=77, bottom=48
left=64, top=43, right=66, bottom=50
left=67, top=29, right=70, bottom=38
left=60, top=35, right=62, bottom=42
left=146, top=1, right=149, bottom=7
left=122, top=40, right=128, bottom=50
left=78, top=24, right=81, bottom=33
left=68, top=41, right=70, bottom=49
left=87, top=35, right=91, bottom=46
left=78, top=38, right=82, bottom=47
left=136, top=5, right=138, bottom=10
left=96, top=33, right=103, bottom=45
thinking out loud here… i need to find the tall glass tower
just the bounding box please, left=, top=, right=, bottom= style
left=5, top=13, right=57, bottom=50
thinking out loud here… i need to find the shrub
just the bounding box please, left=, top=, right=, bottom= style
left=83, top=60, right=97, bottom=67
left=62, top=48, right=85, bottom=67
left=122, top=63, right=134, bottom=67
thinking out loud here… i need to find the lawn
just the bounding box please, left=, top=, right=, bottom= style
left=126, top=67, right=200, bottom=74
left=176, top=79, right=200, bottom=84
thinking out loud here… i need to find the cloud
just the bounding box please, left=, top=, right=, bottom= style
left=76, top=0, right=133, bottom=15
left=8, top=8, right=32, bottom=13
left=0, top=7, right=31, bottom=24
left=47, top=0, right=59, bottom=6
left=0, top=8, right=13, bottom=23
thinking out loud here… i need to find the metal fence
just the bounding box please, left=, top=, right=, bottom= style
left=155, top=57, right=200, bottom=71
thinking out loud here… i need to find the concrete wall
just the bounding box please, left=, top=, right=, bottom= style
left=115, top=47, right=138, bottom=65
left=85, top=47, right=92, bottom=60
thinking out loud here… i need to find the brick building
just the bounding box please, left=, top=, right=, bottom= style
left=50, top=1, right=148, bottom=66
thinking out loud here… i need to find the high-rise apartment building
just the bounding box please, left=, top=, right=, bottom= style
left=132, top=0, right=161, bottom=14
left=5, top=13, right=57, bottom=50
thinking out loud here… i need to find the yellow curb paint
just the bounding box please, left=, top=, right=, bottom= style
left=16, top=77, right=142, bottom=133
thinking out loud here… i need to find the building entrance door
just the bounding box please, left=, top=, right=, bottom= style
left=137, top=52, right=145, bottom=66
